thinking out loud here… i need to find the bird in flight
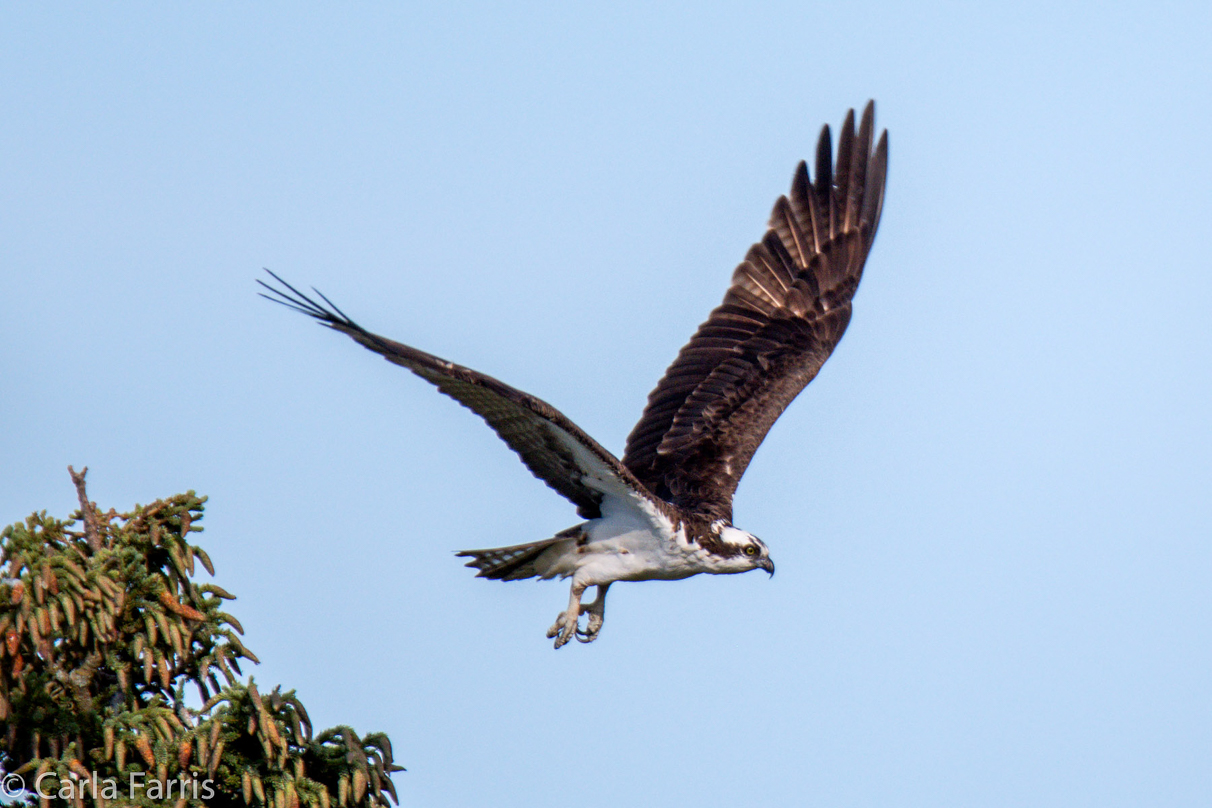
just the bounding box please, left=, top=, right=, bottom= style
left=261, top=102, right=888, bottom=648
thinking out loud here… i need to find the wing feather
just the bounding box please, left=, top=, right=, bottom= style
left=260, top=272, right=655, bottom=520
left=622, top=102, right=888, bottom=521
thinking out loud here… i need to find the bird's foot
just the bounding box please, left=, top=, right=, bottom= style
left=574, top=582, right=609, bottom=644
left=575, top=611, right=603, bottom=644
left=546, top=607, right=581, bottom=649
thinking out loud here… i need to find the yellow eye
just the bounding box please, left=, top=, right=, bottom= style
left=744, top=545, right=758, bottom=556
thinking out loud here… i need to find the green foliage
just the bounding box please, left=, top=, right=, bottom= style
left=0, top=472, right=402, bottom=807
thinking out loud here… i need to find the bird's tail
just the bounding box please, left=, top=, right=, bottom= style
left=456, top=525, right=584, bottom=581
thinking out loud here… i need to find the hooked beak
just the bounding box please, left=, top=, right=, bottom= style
left=758, top=557, right=775, bottom=577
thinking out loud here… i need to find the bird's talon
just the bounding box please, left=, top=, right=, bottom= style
left=547, top=610, right=580, bottom=649
left=584, top=612, right=604, bottom=636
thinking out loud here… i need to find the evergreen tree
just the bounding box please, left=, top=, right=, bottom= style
left=0, top=468, right=402, bottom=807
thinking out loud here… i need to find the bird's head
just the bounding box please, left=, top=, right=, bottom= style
left=712, top=524, right=775, bottom=576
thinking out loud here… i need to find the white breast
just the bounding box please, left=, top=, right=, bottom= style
left=569, top=509, right=710, bottom=584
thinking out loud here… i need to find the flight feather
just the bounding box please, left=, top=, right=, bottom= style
left=622, top=101, right=888, bottom=521
left=259, top=272, right=654, bottom=519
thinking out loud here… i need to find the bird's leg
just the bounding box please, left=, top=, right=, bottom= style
left=576, top=582, right=611, bottom=643
left=546, top=580, right=588, bottom=649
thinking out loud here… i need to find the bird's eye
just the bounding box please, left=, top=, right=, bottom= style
left=745, top=545, right=758, bottom=556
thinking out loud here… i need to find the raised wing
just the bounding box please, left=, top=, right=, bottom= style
left=260, top=272, right=657, bottom=520
left=622, top=102, right=888, bottom=522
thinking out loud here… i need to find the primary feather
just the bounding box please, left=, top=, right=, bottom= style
left=622, top=101, right=888, bottom=522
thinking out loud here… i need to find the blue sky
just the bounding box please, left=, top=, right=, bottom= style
left=2, top=3, right=1209, bottom=806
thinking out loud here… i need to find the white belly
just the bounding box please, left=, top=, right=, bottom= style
left=568, top=512, right=713, bottom=585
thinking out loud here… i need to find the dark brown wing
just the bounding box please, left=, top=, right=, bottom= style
left=260, top=272, right=655, bottom=519
left=622, top=102, right=888, bottom=522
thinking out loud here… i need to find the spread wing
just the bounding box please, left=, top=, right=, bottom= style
left=260, top=272, right=658, bottom=520
left=622, top=102, right=889, bottom=522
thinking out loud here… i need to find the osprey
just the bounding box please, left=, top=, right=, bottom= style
left=261, top=102, right=887, bottom=648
